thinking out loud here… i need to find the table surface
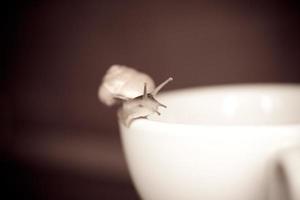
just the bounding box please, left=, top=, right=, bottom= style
left=2, top=155, right=140, bottom=200
left=3, top=131, right=140, bottom=200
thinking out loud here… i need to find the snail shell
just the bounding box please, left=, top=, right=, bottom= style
left=98, top=65, right=155, bottom=106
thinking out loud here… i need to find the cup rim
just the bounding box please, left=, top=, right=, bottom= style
left=121, top=83, right=300, bottom=129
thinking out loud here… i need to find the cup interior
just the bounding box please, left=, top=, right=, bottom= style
left=149, top=84, right=300, bottom=125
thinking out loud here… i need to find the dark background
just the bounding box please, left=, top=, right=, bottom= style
left=1, top=1, right=300, bottom=199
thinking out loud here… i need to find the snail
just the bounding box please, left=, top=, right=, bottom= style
left=98, top=65, right=173, bottom=127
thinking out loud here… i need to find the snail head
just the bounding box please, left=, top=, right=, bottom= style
left=141, top=77, right=173, bottom=108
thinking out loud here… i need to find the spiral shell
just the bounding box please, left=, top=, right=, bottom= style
left=98, top=65, right=155, bottom=106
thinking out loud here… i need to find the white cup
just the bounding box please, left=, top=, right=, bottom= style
left=119, top=84, right=300, bottom=200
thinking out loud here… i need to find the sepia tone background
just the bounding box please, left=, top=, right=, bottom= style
left=1, top=1, right=300, bottom=199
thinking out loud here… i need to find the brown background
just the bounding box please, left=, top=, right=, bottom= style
left=1, top=1, right=300, bottom=199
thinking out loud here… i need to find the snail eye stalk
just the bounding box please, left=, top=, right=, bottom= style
left=152, top=77, right=173, bottom=96
left=143, top=83, right=147, bottom=100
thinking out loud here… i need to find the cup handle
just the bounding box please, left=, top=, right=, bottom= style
left=269, top=147, right=300, bottom=200
left=276, top=147, right=300, bottom=200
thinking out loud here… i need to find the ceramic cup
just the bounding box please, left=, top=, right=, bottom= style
left=119, top=84, right=300, bottom=200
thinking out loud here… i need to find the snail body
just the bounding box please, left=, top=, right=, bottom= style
left=98, top=65, right=173, bottom=127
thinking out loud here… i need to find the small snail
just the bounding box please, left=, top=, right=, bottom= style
left=98, top=65, right=173, bottom=127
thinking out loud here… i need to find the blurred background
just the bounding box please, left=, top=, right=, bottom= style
left=1, top=1, right=300, bottom=199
